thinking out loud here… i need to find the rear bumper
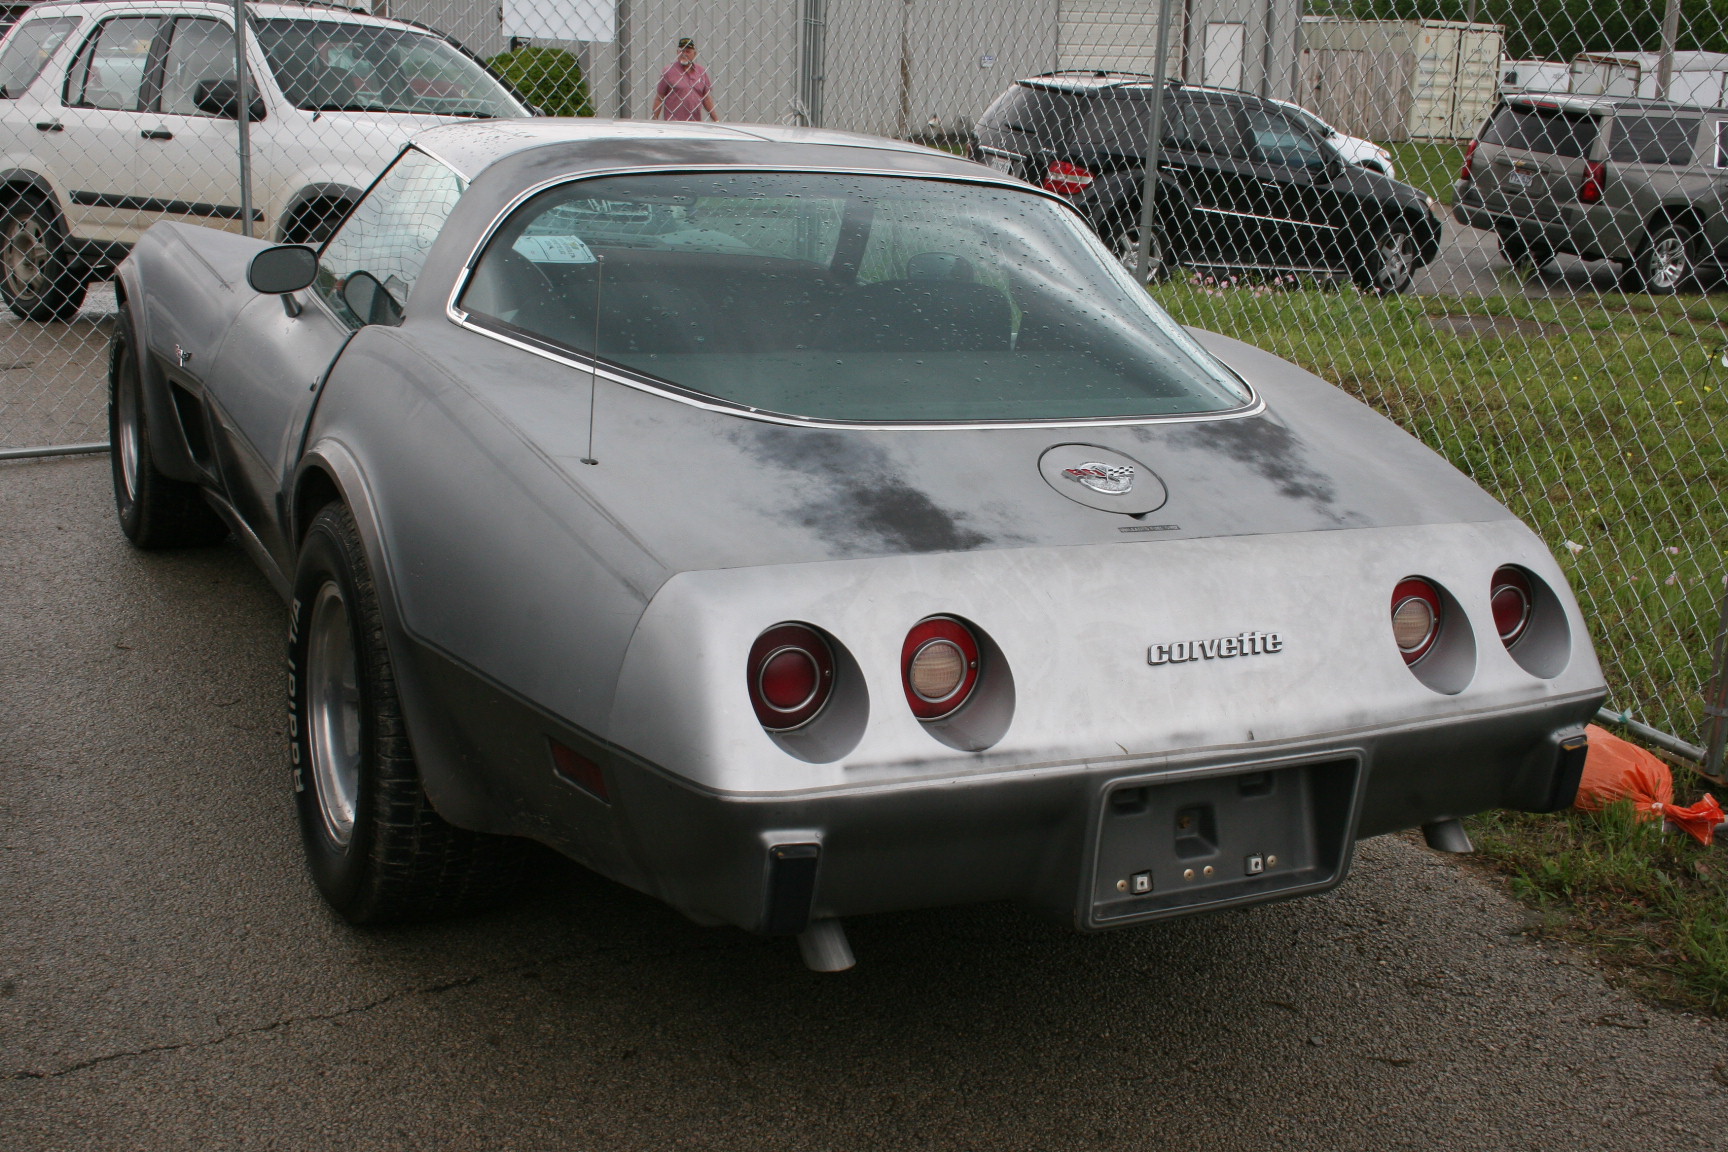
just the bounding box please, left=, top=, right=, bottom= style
left=1453, top=192, right=1632, bottom=261
left=600, top=688, right=1601, bottom=934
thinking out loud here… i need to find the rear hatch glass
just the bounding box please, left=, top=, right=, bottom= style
left=1475, top=102, right=1602, bottom=215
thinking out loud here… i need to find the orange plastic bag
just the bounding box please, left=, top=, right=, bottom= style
left=1573, top=724, right=1723, bottom=846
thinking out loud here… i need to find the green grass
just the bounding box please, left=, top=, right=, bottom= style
left=1389, top=139, right=1465, bottom=204
left=1146, top=276, right=1728, bottom=1013
left=1149, top=280, right=1728, bottom=741
left=1467, top=801, right=1728, bottom=1014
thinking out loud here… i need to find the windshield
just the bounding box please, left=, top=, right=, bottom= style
left=256, top=19, right=523, bottom=117
left=459, top=172, right=1251, bottom=423
left=1482, top=102, right=1601, bottom=158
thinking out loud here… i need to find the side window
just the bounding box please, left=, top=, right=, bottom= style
left=315, top=149, right=466, bottom=328
left=1247, top=107, right=1327, bottom=168
left=1609, top=115, right=1700, bottom=165
left=160, top=18, right=240, bottom=117
left=1168, top=98, right=1245, bottom=157
left=0, top=16, right=81, bottom=100
left=65, top=17, right=159, bottom=112
left=1716, top=121, right=1728, bottom=169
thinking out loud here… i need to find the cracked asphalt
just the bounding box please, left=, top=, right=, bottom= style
left=3, top=455, right=1726, bottom=1151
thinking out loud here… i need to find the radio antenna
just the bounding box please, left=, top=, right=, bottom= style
left=581, top=254, right=603, bottom=465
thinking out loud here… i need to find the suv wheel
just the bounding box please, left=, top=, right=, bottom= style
left=1110, top=223, right=1172, bottom=284
left=1354, top=223, right=1417, bottom=295
left=1499, top=230, right=1553, bottom=273
left=0, top=195, right=87, bottom=322
left=1629, top=223, right=1694, bottom=295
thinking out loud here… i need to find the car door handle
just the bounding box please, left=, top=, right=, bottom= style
left=141, top=128, right=173, bottom=141
left=34, top=121, right=62, bottom=132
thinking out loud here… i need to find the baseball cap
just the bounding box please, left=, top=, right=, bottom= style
left=678, top=37, right=696, bottom=49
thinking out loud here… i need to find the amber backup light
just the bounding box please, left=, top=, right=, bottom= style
left=1390, top=577, right=1443, bottom=665
left=901, top=616, right=981, bottom=720
left=747, top=623, right=835, bottom=731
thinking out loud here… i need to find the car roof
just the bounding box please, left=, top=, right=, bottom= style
left=412, top=119, right=991, bottom=183
left=22, top=1, right=417, bottom=30
left=1502, top=92, right=1708, bottom=116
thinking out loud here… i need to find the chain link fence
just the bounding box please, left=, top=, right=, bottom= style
left=0, top=0, right=1723, bottom=750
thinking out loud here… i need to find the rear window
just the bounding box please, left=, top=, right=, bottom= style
left=1481, top=103, right=1601, bottom=158
left=977, top=84, right=1080, bottom=136
left=1609, top=115, right=1700, bottom=165
left=458, top=172, right=1251, bottom=424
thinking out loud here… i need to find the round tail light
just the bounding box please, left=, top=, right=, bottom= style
left=1391, top=577, right=1443, bottom=665
left=901, top=616, right=981, bottom=720
left=1490, top=566, right=1534, bottom=648
left=748, top=623, right=834, bottom=731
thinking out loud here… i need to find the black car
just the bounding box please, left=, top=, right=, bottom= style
left=973, top=73, right=1443, bottom=292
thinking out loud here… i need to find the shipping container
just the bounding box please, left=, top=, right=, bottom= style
left=1299, top=17, right=1503, bottom=141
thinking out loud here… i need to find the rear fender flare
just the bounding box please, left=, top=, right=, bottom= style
left=290, top=440, right=501, bottom=831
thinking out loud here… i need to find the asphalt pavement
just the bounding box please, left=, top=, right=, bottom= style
left=3, top=455, right=1726, bottom=1151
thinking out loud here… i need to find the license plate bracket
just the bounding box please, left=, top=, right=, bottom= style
left=1086, top=754, right=1363, bottom=927
left=1507, top=170, right=1534, bottom=189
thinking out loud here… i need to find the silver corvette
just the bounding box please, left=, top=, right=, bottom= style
left=109, top=120, right=1605, bottom=969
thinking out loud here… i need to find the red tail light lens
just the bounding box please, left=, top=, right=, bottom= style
left=901, top=616, right=981, bottom=720
left=1391, top=578, right=1443, bottom=665
left=1042, top=161, right=1094, bottom=197
left=1579, top=160, right=1605, bottom=204
left=1459, top=138, right=1478, bottom=182
left=748, top=623, right=834, bottom=731
left=1490, top=566, right=1534, bottom=648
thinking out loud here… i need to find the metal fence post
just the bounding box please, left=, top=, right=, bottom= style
left=1702, top=587, right=1728, bottom=786
left=233, top=0, right=254, bottom=239
left=1133, top=0, right=1177, bottom=285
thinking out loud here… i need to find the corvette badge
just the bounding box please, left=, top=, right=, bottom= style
left=1063, top=462, right=1134, bottom=495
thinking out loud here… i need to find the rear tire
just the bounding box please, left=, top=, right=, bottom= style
left=283, top=197, right=354, bottom=246
left=290, top=503, right=526, bottom=924
left=1627, top=223, right=1693, bottom=295
left=1109, top=221, right=1173, bottom=284
left=0, top=195, right=87, bottom=322
left=1498, top=230, right=1552, bottom=273
left=108, top=309, right=228, bottom=548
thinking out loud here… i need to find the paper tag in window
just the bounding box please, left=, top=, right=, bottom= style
left=513, top=234, right=597, bottom=263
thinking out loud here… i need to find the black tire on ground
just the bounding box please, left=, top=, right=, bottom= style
left=107, top=308, right=229, bottom=548
left=0, top=194, right=87, bottom=322
left=284, top=198, right=354, bottom=246
left=1498, top=230, right=1553, bottom=273
left=1109, top=220, right=1174, bottom=284
left=290, top=502, right=526, bottom=924
left=1352, top=222, right=1418, bottom=294
left=1625, top=222, right=1694, bottom=295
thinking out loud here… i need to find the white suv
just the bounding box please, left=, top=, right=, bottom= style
left=0, top=0, right=527, bottom=319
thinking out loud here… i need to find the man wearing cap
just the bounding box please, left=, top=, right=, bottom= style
left=653, top=37, right=718, bottom=122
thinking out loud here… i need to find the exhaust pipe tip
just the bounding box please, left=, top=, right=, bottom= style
left=1422, top=818, right=1474, bottom=854
left=797, top=918, right=855, bottom=972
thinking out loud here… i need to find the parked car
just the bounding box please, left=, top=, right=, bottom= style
left=109, top=120, right=1604, bottom=968
left=0, top=0, right=527, bottom=320
left=1187, top=84, right=1396, bottom=178
left=972, top=73, right=1440, bottom=292
left=1454, top=94, right=1727, bottom=292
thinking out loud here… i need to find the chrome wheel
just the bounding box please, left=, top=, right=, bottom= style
left=114, top=341, right=141, bottom=502
left=1648, top=233, right=1689, bottom=291
left=1112, top=225, right=1170, bottom=283
left=1373, top=230, right=1415, bottom=292
left=307, top=581, right=362, bottom=849
left=0, top=211, right=52, bottom=300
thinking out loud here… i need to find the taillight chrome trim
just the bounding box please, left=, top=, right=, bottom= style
left=1391, top=577, right=1444, bottom=665
left=748, top=623, right=836, bottom=732
left=901, top=616, right=982, bottom=720
left=1490, top=565, right=1535, bottom=648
